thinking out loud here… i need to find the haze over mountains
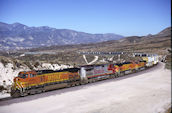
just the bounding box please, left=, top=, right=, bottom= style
left=30, top=26, right=171, bottom=54
left=0, top=22, right=124, bottom=50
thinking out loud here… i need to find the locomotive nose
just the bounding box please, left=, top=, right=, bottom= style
left=14, top=77, right=20, bottom=82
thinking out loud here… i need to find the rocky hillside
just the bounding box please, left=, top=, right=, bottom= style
left=0, top=56, right=73, bottom=86
left=0, top=26, right=171, bottom=86
left=28, top=27, right=171, bottom=54
left=0, top=22, right=124, bottom=50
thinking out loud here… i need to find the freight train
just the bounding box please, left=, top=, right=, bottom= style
left=10, top=55, right=158, bottom=97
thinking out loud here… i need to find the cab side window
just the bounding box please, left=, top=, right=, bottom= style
left=30, top=74, right=36, bottom=77
left=22, top=74, right=28, bottom=79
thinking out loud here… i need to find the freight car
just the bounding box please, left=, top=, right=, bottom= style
left=10, top=58, right=157, bottom=98
left=142, top=54, right=159, bottom=67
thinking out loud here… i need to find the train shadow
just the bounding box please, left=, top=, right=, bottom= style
left=0, top=63, right=161, bottom=106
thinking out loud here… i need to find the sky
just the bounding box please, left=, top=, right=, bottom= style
left=0, top=0, right=171, bottom=36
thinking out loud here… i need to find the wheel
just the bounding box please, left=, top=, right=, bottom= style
left=29, top=90, right=36, bottom=95
left=71, top=84, right=75, bottom=87
left=21, top=92, right=28, bottom=97
left=115, top=74, right=119, bottom=78
left=66, top=84, right=71, bottom=88
left=76, top=83, right=80, bottom=86
left=92, top=79, right=96, bottom=82
left=88, top=80, right=92, bottom=83
left=10, top=90, right=21, bottom=98
left=36, top=88, right=43, bottom=94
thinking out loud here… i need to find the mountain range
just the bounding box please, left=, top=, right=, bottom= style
left=29, top=26, right=171, bottom=53
left=0, top=22, right=124, bottom=50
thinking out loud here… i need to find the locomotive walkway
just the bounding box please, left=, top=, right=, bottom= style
left=0, top=62, right=171, bottom=113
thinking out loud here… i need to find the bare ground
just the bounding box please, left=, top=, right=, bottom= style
left=0, top=62, right=171, bottom=113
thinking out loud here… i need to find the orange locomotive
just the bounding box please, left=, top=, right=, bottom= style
left=11, top=68, right=80, bottom=97
left=116, top=61, right=146, bottom=75
left=10, top=61, right=147, bottom=98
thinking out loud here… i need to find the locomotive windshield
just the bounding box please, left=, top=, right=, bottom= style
left=18, top=72, right=28, bottom=79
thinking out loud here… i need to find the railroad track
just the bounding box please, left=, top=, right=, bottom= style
left=0, top=62, right=160, bottom=106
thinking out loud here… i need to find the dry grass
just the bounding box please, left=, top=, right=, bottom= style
left=165, top=107, right=171, bottom=113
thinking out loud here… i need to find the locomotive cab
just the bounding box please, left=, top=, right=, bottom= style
left=17, top=71, right=37, bottom=79
left=11, top=71, right=38, bottom=97
left=18, top=72, right=29, bottom=79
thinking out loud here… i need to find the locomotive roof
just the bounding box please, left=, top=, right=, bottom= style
left=115, top=62, right=132, bottom=66
left=36, top=68, right=80, bottom=75
left=80, top=63, right=109, bottom=67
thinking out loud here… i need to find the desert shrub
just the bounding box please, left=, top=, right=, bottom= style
left=0, top=85, right=6, bottom=92
left=165, top=107, right=171, bottom=113
left=0, top=59, right=9, bottom=67
left=33, top=61, right=40, bottom=68
left=49, top=61, right=54, bottom=65
left=165, top=62, right=171, bottom=70
left=6, top=85, right=11, bottom=93
left=23, top=61, right=33, bottom=70
left=13, top=60, right=22, bottom=68
left=165, top=54, right=171, bottom=70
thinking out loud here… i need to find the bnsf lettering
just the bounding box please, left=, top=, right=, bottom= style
left=60, top=74, right=68, bottom=79
left=48, top=74, right=60, bottom=81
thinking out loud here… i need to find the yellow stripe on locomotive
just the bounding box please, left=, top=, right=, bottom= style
left=12, top=70, right=79, bottom=90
